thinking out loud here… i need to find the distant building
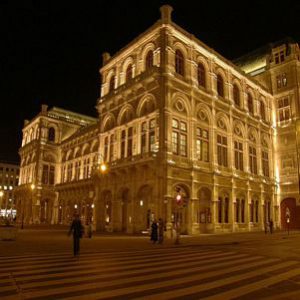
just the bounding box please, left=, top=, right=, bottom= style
left=0, top=162, right=19, bottom=218
left=15, top=5, right=300, bottom=233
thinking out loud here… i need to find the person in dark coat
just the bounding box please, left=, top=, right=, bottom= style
left=150, top=220, right=158, bottom=244
left=68, top=214, right=84, bottom=256
left=269, top=219, right=274, bottom=234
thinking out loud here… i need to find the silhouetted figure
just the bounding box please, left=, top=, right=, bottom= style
left=269, top=219, right=274, bottom=234
left=150, top=220, right=158, bottom=244
left=158, top=218, right=165, bottom=244
left=264, top=221, right=269, bottom=234
left=68, top=214, right=84, bottom=256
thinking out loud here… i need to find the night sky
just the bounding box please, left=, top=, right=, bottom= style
left=1, top=0, right=300, bottom=163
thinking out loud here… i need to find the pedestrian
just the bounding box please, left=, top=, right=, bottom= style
left=158, top=218, right=165, bottom=244
left=269, top=219, right=274, bottom=234
left=68, top=214, right=84, bottom=256
left=150, top=219, right=158, bottom=244
left=264, top=221, right=269, bottom=234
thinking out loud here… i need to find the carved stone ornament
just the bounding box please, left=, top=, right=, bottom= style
left=234, top=126, right=241, bottom=136
left=217, top=118, right=226, bottom=130
left=175, top=100, right=185, bottom=112
left=198, top=110, right=208, bottom=123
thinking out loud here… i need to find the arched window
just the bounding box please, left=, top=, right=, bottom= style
left=260, top=101, right=266, bottom=121
left=145, top=50, right=154, bottom=69
left=248, top=93, right=254, bottom=115
left=217, top=74, right=224, bottom=97
left=197, top=63, right=206, bottom=88
left=109, top=76, right=115, bottom=92
left=175, top=50, right=184, bottom=76
left=48, top=127, right=55, bottom=142
left=233, top=84, right=240, bottom=107
left=126, top=64, right=133, bottom=82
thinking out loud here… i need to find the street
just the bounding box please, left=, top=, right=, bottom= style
left=1, top=228, right=300, bottom=299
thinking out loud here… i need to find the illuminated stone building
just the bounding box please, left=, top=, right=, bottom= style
left=0, top=162, right=19, bottom=218
left=16, top=5, right=300, bottom=233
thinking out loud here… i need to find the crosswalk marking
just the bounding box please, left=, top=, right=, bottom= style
left=0, top=246, right=299, bottom=300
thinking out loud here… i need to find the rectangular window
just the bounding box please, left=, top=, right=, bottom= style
left=49, top=166, right=55, bottom=184
left=234, top=141, right=243, bottom=171
left=249, top=146, right=257, bottom=174
left=172, top=119, right=187, bottom=157
left=109, top=135, right=114, bottom=162
left=121, top=130, right=126, bottom=159
left=127, top=127, right=133, bottom=157
left=149, top=131, right=155, bottom=152
left=262, top=150, right=269, bottom=177
left=217, top=134, right=228, bottom=167
left=42, top=165, right=49, bottom=184
left=172, top=132, right=179, bottom=155
left=278, top=97, right=290, bottom=122
left=224, top=197, right=229, bottom=223
left=104, top=136, right=109, bottom=162
left=196, top=128, right=209, bottom=162
left=236, top=199, right=240, bottom=223
left=218, top=197, right=222, bottom=223
left=141, top=122, right=147, bottom=154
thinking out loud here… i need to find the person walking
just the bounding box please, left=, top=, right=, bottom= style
left=150, top=220, right=158, bottom=244
left=68, top=214, right=84, bottom=256
left=158, top=218, right=165, bottom=244
left=269, top=219, right=274, bottom=234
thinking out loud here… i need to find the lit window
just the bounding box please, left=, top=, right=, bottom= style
left=172, top=119, right=187, bottom=156
left=196, top=128, right=209, bottom=162
left=278, top=97, right=290, bottom=122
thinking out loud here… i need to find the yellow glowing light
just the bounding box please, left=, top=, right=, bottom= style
left=31, top=184, right=35, bottom=190
left=0, top=191, right=3, bottom=197
left=100, top=163, right=107, bottom=173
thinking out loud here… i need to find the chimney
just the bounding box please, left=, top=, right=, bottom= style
left=41, top=104, right=48, bottom=114
left=102, top=52, right=111, bottom=65
left=160, top=5, right=173, bottom=24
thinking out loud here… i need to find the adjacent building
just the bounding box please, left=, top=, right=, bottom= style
left=15, top=5, right=300, bottom=234
left=0, top=161, right=19, bottom=218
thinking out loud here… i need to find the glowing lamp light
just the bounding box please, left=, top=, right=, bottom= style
left=91, top=204, right=95, bottom=209
left=0, top=191, right=3, bottom=197
left=74, top=204, right=78, bottom=209
left=140, top=200, right=144, bottom=206
left=31, top=184, right=35, bottom=190
left=100, top=163, right=107, bottom=173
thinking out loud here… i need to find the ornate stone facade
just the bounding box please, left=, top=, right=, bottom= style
left=16, top=5, right=300, bottom=234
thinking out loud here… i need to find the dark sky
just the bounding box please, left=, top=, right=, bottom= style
left=1, top=0, right=300, bottom=163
